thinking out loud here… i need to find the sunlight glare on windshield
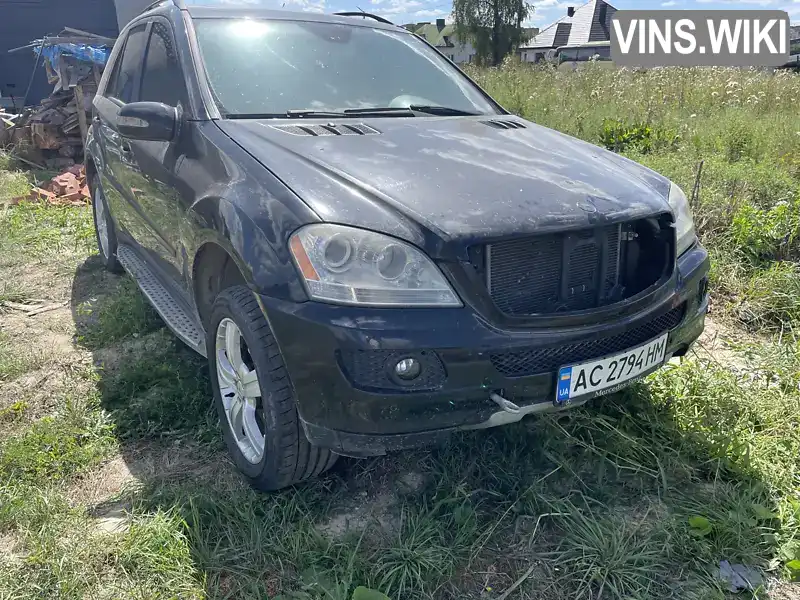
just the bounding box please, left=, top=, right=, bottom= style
left=227, top=18, right=271, bottom=38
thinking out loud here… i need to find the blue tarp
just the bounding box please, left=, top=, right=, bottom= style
left=38, top=43, right=109, bottom=68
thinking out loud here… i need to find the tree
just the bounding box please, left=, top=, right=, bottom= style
left=453, top=0, right=531, bottom=66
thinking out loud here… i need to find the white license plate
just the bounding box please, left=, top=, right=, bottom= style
left=555, top=333, right=668, bottom=403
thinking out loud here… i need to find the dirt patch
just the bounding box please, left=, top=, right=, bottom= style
left=397, top=470, right=427, bottom=494
left=94, top=504, right=130, bottom=535
left=68, top=441, right=236, bottom=509
left=93, top=329, right=171, bottom=374
left=0, top=258, right=77, bottom=304
left=0, top=367, right=95, bottom=434
left=1, top=307, right=88, bottom=366
left=0, top=532, right=20, bottom=559
left=318, top=489, right=399, bottom=539
left=693, top=316, right=757, bottom=374
left=768, top=579, right=800, bottom=600
left=68, top=456, right=136, bottom=507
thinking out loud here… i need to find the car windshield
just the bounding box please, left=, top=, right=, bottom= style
left=193, top=19, right=500, bottom=117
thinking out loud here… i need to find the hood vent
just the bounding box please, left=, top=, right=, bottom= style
left=270, top=123, right=380, bottom=136
left=481, top=119, right=527, bottom=130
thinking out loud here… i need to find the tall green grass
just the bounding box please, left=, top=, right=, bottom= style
left=471, top=62, right=800, bottom=331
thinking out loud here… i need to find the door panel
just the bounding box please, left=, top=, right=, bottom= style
left=124, top=18, right=192, bottom=290
left=93, top=23, right=149, bottom=243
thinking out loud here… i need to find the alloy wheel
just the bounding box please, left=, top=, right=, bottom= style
left=94, top=187, right=110, bottom=258
left=215, top=318, right=266, bottom=464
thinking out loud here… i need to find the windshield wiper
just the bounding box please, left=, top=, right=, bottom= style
left=285, top=109, right=350, bottom=118
left=407, top=105, right=481, bottom=116
left=224, top=106, right=482, bottom=120
left=343, top=107, right=415, bottom=116
left=343, top=105, right=481, bottom=117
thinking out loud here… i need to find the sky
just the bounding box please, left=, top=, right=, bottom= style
left=274, top=0, right=800, bottom=31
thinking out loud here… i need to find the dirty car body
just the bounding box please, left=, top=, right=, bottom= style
left=85, top=0, right=708, bottom=484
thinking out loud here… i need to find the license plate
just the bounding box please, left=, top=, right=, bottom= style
left=555, top=333, right=668, bottom=403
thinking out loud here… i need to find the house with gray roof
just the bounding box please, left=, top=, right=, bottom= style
left=404, top=19, right=477, bottom=63
left=519, top=0, right=616, bottom=63
left=405, top=19, right=539, bottom=64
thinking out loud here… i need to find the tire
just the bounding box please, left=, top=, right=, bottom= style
left=91, top=179, right=123, bottom=273
left=207, top=285, right=337, bottom=491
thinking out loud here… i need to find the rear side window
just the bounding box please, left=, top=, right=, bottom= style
left=559, top=49, right=578, bottom=61
left=140, top=22, right=187, bottom=108
left=107, top=24, right=148, bottom=103
left=595, top=46, right=611, bottom=59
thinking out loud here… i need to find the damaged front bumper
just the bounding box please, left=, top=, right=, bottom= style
left=259, top=243, right=710, bottom=457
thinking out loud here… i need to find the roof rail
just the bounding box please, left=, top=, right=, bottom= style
left=332, top=11, right=395, bottom=26
left=139, top=0, right=174, bottom=16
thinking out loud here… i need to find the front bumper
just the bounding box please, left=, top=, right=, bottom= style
left=260, top=244, right=710, bottom=457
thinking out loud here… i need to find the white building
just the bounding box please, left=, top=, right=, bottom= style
left=519, top=0, right=616, bottom=63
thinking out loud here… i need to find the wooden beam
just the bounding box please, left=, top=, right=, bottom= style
left=73, top=85, right=89, bottom=152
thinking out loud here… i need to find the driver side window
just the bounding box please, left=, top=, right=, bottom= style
left=106, top=24, right=148, bottom=104
left=140, top=21, right=187, bottom=109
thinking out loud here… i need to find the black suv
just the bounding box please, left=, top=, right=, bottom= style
left=87, top=0, right=709, bottom=491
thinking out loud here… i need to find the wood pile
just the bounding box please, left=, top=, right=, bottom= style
left=4, top=82, right=97, bottom=170
left=2, top=28, right=110, bottom=169
left=10, top=164, right=90, bottom=206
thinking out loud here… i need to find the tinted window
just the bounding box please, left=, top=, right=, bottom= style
left=103, top=47, right=124, bottom=97
left=559, top=49, right=578, bottom=61
left=108, top=24, right=147, bottom=104
left=577, top=46, right=610, bottom=60
left=194, top=19, right=498, bottom=117
left=140, top=22, right=186, bottom=107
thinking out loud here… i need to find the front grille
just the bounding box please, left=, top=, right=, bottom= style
left=480, top=217, right=673, bottom=317
left=487, top=225, right=622, bottom=315
left=338, top=349, right=446, bottom=392
left=490, top=304, right=685, bottom=378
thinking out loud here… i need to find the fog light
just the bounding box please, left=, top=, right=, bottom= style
left=394, top=358, right=421, bottom=380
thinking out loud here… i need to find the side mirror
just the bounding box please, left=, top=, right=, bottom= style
left=118, top=102, right=178, bottom=141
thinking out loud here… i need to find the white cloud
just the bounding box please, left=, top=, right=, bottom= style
left=413, top=8, right=449, bottom=17
left=374, top=0, right=423, bottom=15
left=662, top=0, right=678, bottom=5
left=282, top=0, right=326, bottom=11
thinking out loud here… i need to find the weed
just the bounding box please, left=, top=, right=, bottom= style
left=0, top=395, right=115, bottom=484
left=77, top=277, right=163, bottom=348
left=100, top=334, right=217, bottom=442
left=547, top=499, right=670, bottom=599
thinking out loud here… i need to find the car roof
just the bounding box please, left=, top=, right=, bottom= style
left=144, top=0, right=404, bottom=31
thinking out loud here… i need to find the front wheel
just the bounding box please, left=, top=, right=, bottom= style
left=91, top=179, right=122, bottom=273
left=207, top=286, right=337, bottom=491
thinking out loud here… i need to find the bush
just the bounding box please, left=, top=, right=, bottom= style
left=729, top=199, right=800, bottom=264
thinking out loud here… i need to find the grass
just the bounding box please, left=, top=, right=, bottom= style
left=2, top=65, right=800, bottom=599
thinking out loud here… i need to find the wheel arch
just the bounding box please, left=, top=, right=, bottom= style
left=192, top=240, right=248, bottom=327
left=186, top=195, right=308, bottom=326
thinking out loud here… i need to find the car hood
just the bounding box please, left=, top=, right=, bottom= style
left=216, top=116, right=672, bottom=257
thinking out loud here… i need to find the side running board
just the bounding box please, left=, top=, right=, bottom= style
left=116, top=244, right=207, bottom=357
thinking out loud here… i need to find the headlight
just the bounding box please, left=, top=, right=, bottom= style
left=288, top=224, right=462, bottom=307
left=668, top=183, right=696, bottom=256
